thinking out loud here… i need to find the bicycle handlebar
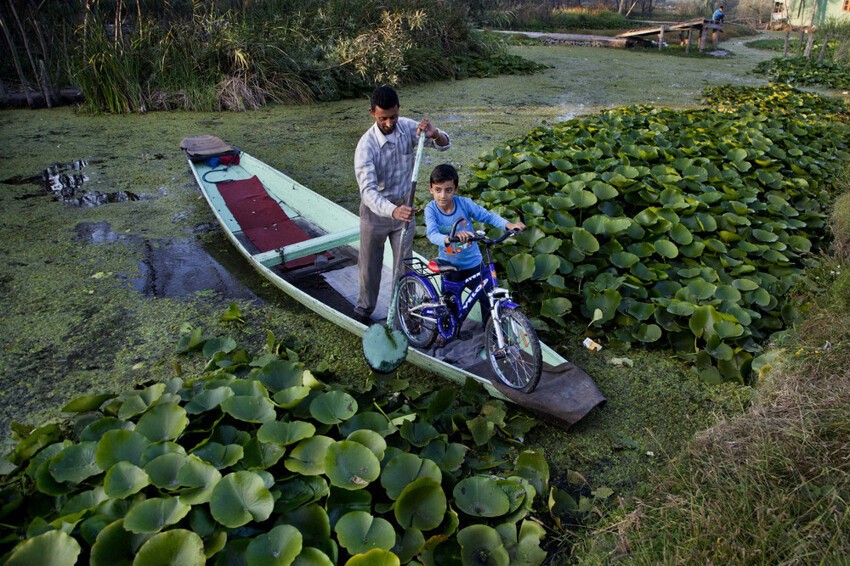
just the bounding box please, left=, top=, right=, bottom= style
left=447, top=209, right=526, bottom=246
left=447, top=226, right=523, bottom=246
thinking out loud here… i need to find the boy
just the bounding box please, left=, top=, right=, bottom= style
left=424, top=164, right=525, bottom=322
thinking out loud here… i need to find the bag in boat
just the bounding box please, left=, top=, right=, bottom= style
left=180, top=135, right=241, bottom=165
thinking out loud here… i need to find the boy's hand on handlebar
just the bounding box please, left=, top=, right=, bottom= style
left=447, top=230, right=475, bottom=244
left=506, top=222, right=526, bottom=232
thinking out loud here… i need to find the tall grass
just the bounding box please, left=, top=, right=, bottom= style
left=571, top=180, right=850, bottom=564
left=59, top=0, right=515, bottom=112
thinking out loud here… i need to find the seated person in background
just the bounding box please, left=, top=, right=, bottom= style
left=712, top=5, right=725, bottom=23
left=424, top=163, right=525, bottom=324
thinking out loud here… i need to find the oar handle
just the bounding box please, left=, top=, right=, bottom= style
left=404, top=132, right=426, bottom=208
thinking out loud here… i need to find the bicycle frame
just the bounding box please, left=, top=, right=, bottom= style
left=401, top=237, right=520, bottom=347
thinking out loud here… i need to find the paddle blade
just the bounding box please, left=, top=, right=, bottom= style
left=362, top=323, right=409, bottom=374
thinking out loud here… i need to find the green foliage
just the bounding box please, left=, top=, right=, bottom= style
left=703, top=83, right=848, bottom=117
left=754, top=56, right=850, bottom=90
left=0, top=327, right=550, bottom=565
left=484, top=7, right=633, bottom=32
left=30, top=0, right=546, bottom=112
left=467, top=103, right=850, bottom=384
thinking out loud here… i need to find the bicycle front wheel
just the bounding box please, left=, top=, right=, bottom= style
left=485, top=308, right=542, bottom=393
left=395, top=275, right=438, bottom=349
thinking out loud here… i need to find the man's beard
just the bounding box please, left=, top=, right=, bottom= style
left=378, top=122, right=396, bottom=135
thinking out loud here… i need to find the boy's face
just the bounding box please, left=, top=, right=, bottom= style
left=429, top=180, right=457, bottom=213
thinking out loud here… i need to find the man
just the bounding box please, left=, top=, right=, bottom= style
left=712, top=5, right=725, bottom=23
left=353, top=85, right=450, bottom=323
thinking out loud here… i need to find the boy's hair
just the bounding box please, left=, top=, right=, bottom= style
left=371, top=86, right=399, bottom=110
left=430, top=164, right=459, bottom=188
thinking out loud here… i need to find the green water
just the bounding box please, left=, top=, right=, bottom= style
left=0, top=37, right=788, bottom=499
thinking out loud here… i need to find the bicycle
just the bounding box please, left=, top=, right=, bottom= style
left=393, top=219, right=543, bottom=393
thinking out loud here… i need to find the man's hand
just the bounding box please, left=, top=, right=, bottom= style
left=417, top=118, right=441, bottom=142
left=392, top=205, right=415, bottom=222
left=506, top=222, right=526, bottom=232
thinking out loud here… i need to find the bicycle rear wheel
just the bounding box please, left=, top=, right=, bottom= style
left=485, top=308, right=542, bottom=393
left=395, top=275, right=438, bottom=349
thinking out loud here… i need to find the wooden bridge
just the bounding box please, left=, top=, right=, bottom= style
left=495, top=19, right=725, bottom=52
left=616, top=19, right=725, bottom=52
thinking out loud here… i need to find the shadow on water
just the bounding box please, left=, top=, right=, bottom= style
left=74, top=221, right=259, bottom=300
left=1, top=160, right=140, bottom=207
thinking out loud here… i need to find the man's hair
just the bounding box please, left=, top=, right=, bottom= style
left=371, top=86, right=399, bottom=111
left=430, top=164, right=459, bottom=188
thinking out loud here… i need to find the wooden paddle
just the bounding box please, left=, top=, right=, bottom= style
left=362, top=132, right=426, bottom=373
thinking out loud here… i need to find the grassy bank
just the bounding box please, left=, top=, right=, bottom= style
left=571, top=181, right=850, bottom=563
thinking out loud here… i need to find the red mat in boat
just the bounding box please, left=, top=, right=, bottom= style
left=216, top=176, right=315, bottom=269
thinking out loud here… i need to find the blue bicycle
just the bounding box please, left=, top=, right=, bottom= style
left=394, top=220, right=543, bottom=393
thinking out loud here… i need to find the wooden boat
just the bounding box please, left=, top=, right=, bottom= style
left=182, top=137, right=605, bottom=428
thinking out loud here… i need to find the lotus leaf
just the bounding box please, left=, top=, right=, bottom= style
left=135, top=403, right=188, bottom=442
left=191, top=442, right=243, bottom=469
left=246, top=524, right=303, bottom=566
left=546, top=171, right=570, bottom=187
left=310, top=391, right=357, bottom=425
left=104, top=462, right=149, bottom=499
left=454, top=476, right=511, bottom=517
left=209, top=471, right=274, bottom=528
left=733, top=278, right=760, bottom=291
left=585, top=289, right=621, bottom=325
left=96, top=430, right=150, bottom=469
left=419, top=440, right=468, bottom=473
left=381, top=453, right=442, bottom=500
left=184, top=386, right=233, bottom=415
left=715, top=285, right=742, bottom=302
left=285, top=436, right=334, bottom=475
left=6, top=529, right=81, bottom=566
left=48, top=441, right=101, bottom=484
left=532, top=236, right=562, bottom=255
left=346, top=429, right=387, bottom=461
left=531, top=254, right=560, bottom=280
left=654, top=239, right=678, bottom=258
left=339, top=412, right=394, bottom=437
left=570, top=188, right=597, bottom=208
left=258, top=360, right=304, bottom=392
left=273, top=386, right=312, bottom=408
left=689, top=305, right=723, bottom=339
left=488, top=176, right=510, bottom=189
left=80, top=417, right=135, bottom=442
left=258, top=420, right=316, bottom=446
left=124, top=497, right=190, bottom=534
left=343, top=549, right=400, bottom=566
left=591, top=181, right=619, bottom=200
left=394, top=478, right=447, bottom=530
left=132, top=529, right=204, bottom=566
left=221, top=395, right=277, bottom=423
left=118, top=384, right=166, bottom=420
left=324, top=440, right=381, bottom=490
left=572, top=228, right=599, bottom=254
left=277, top=504, right=331, bottom=549
left=62, top=393, right=116, bottom=413
left=392, top=528, right=426, bottom=563
left=176, top=456, right=221, bottom=505
left=335, top=511, right=396, bottom=555
left=399, top=420, right=440, bottom=447
left=457, top=525, right=510, bottom=566
left=633, top=323, right=662, bottom=343
left=240, top=437, right=286, bottom=469
left=202, top=337, right=237, bottom=358
left=293, top=547, right=334, bottom=566
left=611, top=251, right=639, bottom=269
left=540, top=297, right=572, bottom=320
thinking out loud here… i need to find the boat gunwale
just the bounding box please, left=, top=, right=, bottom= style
left=186, top=150, right=570, bottom=401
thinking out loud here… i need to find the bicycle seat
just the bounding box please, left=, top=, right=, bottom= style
left=427, top=259, right=458, bottom=274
